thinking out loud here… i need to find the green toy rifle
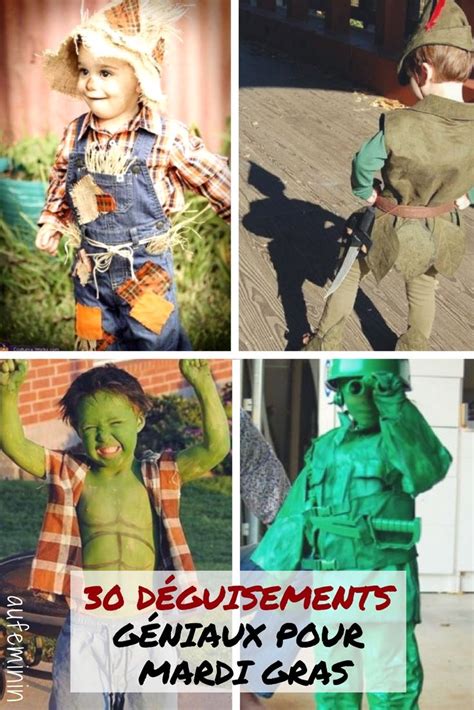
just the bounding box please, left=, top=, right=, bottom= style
left=301, top=510, right=421, bottom=570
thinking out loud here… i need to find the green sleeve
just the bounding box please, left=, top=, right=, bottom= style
left=468, top=187, right=474, bottom=204
left=351, top=130, right=388, bottom=201
left=379, top=398, right=452, bottom=497
left=250, top=466, right=309, bottom=571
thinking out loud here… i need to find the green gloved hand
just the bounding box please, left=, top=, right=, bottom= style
left=364, top=372, right=407, bottom=419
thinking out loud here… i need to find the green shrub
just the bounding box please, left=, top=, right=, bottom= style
left=173, top=195, right=230, bottom=350
left=138, top=389, right=232, bottom=476
left=5, top=134, right=59, bottom=182
left=0, top=219, right=75, bottom=349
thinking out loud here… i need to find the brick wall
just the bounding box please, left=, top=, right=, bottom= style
left=18, top=359, right=232, bottom=427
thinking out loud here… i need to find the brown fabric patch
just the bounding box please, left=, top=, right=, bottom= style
left=96, top=194, right=117, bottom=213
left=130, top=292, right=174, bottom=334
left=96, top=332, right=117, bottom=351
left=116, top=261, right=171, bottom=306
left=71, top=175, right=105, bottom=225
left=72, top=249, right=93, bottom=286
left=75, top=303, right=103, bottom=340
left=152, top=38, right=165, bottom=66
left=105, top=0, right=141, bottom=35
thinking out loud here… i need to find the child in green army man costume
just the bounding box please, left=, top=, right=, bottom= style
left=304, top=0, right=474, bottom=352
left=0, top=358, right=230, bottom=709
left=251, top=359, right=452, bottom=709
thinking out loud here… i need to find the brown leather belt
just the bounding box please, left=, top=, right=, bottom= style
left=375, top=195, right=456, bottom=218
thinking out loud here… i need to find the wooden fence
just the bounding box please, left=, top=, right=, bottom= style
left=241, top=0, right=474, bottom=101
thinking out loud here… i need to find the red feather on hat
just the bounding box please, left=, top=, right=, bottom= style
left=425, top=0, right=447, bottom=30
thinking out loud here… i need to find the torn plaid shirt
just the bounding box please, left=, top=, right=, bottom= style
left=39, top=104, right=230, bottom=230
left=29, top=447, right=194, bottom=600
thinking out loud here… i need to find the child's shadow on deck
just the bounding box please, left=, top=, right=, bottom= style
left=242, top=164, right=342, bottom=349
left=243, top=163, right=397, bottom=350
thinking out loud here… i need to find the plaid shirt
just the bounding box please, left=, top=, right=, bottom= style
left=39, top=105, right=230, bottom=229
left=29, top=448, right=194, bottom=599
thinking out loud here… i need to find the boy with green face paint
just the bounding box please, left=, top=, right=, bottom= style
left=0, top=358, right=230, bottom=708
left=304, top=0, right=474, bottom=352
left=251, top=359, right=452, bottom=709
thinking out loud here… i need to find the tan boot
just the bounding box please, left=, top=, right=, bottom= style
left=395, top=327, right=430, bottom=351
left=302, top=318, right=346, bottom=351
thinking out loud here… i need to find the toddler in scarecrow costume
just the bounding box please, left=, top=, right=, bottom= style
left=251, top=359, right=452, bottom=708
left=304, top=0, right=474, bottom=352
left=36, top=0, right=230, bottom=351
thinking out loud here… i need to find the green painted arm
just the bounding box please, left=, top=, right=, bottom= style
left=176, top=360, right=230, bottom=483
left=0, top=361, right=46, bottom=478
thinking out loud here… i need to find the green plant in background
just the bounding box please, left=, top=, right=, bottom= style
left=0, top=219, right=75, bottom=349
left=138, top=388, right=232, bottom=476
left=0, top=132, right=10, bottom=161
left=5, top=134, right=59, bottom=182
left=173, top=194, right=230, bottom=350
left=220, top=116, right=231, bottom=160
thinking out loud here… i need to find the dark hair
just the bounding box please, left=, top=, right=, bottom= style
left=59, top=364, right=152, bottom=428
left=404, top=44, right=473, bottom=84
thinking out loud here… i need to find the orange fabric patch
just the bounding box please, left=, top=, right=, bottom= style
left=116, top=261, right=171, bottom=306
left=75, top=303, right=103, bottom=340
left=129, top=292, right=174, bottom=334
left=96, top=194, right=117, bottom=213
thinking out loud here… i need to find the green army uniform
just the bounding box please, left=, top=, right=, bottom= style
left=309, top=0, right=474, bottom=351
left=251, top=359, right=452, bottom=709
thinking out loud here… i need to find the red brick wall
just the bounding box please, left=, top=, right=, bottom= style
left=18, top=359, right=232, bottom=427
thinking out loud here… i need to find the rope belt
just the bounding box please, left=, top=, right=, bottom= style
left=375, top=195, right=456, bottom=218
left=84, top=234, right=168, bottom=298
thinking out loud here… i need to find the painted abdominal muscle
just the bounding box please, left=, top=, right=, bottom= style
left=81, top=513, right=156, bottom=571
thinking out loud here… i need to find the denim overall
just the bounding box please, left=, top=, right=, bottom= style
left=67, top=114, right=191, bottom=351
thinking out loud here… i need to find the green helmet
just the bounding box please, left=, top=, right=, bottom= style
left=326, top=359, right=411, bottom=391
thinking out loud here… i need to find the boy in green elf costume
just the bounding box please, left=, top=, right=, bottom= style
left=251, top=358, right=452, bottom=709
left=304, top=0, right=474, bottom=351
left=0, top=358, right=230, bottom=709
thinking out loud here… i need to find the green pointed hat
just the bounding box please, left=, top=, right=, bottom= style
left=398, top=0, right=473, bottom=85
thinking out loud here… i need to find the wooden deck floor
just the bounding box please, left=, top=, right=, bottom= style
left=239, top=41, right=474, bottom=351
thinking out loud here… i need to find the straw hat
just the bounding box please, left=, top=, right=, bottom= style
left=398, top=0, right=473, bottom=84
left=43, top=0, right=185, bottom=105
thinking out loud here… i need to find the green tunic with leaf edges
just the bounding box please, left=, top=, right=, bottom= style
left=351, top=95, right=474, bottom=282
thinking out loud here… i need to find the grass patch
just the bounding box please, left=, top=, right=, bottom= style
left=174, top=195, right=230, bottom=350
left=0, top=479, right=48, bottom=557
left=181, top=476, right=232, bottom=570
left=0, top=201, right=229, bottom=350
left=0, top=222, right=75, bottom=349
left=0, top=476, right=231, bottom=569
